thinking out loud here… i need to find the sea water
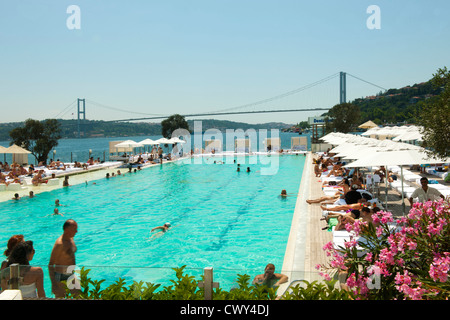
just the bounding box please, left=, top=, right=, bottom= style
left=0, top=132, right=310, bottom=164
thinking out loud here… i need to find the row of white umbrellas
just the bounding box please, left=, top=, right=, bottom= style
left=321, top=131, right=449, bottom=214
left=114, top=137, right=186, bottom=149
left=362, top=125, right=424, bottom=142
left=321, top=131, right=448, bottom=167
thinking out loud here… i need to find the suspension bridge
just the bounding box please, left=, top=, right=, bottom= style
left=54, top=71, right=387, bottom=137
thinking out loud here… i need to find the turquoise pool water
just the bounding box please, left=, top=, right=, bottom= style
left=0, top=154, right=305, bottom=295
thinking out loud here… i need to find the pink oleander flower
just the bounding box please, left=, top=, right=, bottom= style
left=330, top=252, right=346, bottom=270
left=345, top=273, right=370, bottom=297
left=349, top=219, right=367, bottom=236
left=396, top=258, right=405, bottom=267
left=376, top=226, right=383, bottom=237
left=406, top=240, right=417, bottom=251
left=344, top=239, right=358, bottom=249
left=427, top=223, right=441, bottom=236
left=395, top=270, right=412, bottom=286
left=429, top=254, right=450, bottom=283
left=319, top=272, right=332, bottom=281
left=323, top=241, right=334, bottom=252
left=379, top=248, right=395, bottom=265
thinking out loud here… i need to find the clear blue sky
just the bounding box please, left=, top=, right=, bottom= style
left=1, top=0, right=449, bottom=125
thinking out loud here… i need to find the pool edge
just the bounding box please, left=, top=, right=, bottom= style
left=279, top=151, right=312, bottom=294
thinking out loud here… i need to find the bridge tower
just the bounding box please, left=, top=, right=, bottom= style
left=77, top=98, right=86, bottom=138
left=339, top=71, right=346, bottom=104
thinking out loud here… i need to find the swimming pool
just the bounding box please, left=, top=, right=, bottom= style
left=0, top=154, right=305, bottom=295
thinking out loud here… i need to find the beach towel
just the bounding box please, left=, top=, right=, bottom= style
left=327, top=217, right=338, bottom=232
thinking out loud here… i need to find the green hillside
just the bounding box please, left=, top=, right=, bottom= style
left=351, top=80, right=442, bottom=125
left=0, top=118, right=291, bottom=141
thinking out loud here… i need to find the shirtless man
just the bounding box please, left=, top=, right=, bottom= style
left=252, top=263, right=288, bottom=288
left=31, top=170, right=45, bottom=186
left=48, top=219, right=78, bottom=298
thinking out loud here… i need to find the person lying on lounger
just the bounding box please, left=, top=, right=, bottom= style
left=320, top=199, right=368, bottom=212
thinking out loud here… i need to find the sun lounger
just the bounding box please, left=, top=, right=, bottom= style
left=46, top=178, right=60, bottom=186
left=7, top=183, right=25, bottom=191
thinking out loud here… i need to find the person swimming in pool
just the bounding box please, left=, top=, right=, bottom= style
left=149, top=223, right=171, bottom=240
left=252, top=263, right=288, bottom=288
left=279, top=189, right=297, bottom=198
left=52, top=208, right=64, bottom=216
left=151, top=223, right=171, bottom=233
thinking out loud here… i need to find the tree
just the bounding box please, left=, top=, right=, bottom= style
left=324, top=103, right=360, bottom=133
left=417, top=67, right=450, bottom=159
left=297, top=121, right=310, bottom=129
left=9, top=119, right=62, bottom=164
left=161, top=114, right=190, bottom=138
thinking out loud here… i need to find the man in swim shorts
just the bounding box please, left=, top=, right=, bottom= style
left=48, top=219, right=78, bottom=298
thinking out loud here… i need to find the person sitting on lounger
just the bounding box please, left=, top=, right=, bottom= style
left=343, top=184, right=363, bottom=204
left=334, top=214, right=356, bottom=231
left=360, top=206, right=380, bottom=228
left=0, top=173, right=10, bottom=186
left=31, top=170, right=46, bottom=186
left=349, top=174, right=363, bottom=189
left=327, top=162, right=345, bottom=177
left=3, top=162, right=10, bottom=172
left=314, top=161, right=322, bottom=177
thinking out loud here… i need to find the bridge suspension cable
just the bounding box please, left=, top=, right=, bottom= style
left=346, top=73, right=388, bottom=91
left=206, top=72, right=340, bottom=114
left=85, top=99, right=164, bottom=116
left=53, top=100, right=77, bottom=119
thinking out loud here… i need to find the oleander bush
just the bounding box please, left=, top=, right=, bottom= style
left=318, top=198, right=450, bottom=300
left=65, top=265, right=350, bottom=300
